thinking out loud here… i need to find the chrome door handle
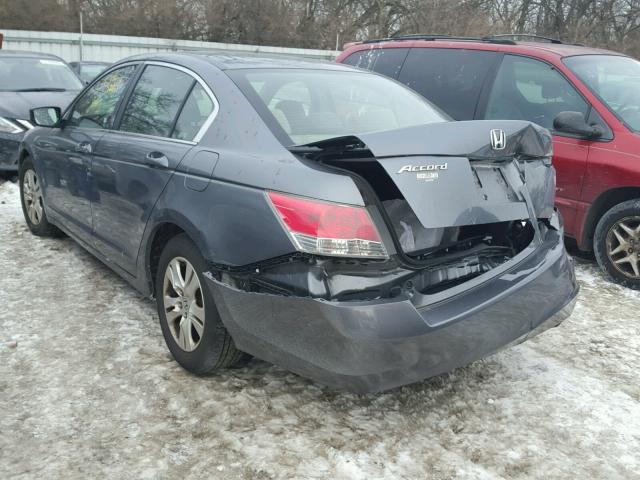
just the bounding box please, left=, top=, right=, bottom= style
left=144, top=151, right=169, bottom=169
left=75, top=141, right=92, bottom=154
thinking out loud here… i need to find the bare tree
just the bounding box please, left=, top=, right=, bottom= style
left=2, top=0, right=640, bottom=55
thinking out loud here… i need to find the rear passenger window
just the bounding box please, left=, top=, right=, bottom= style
left=120, top=65, right=194, bottom=137
left=342, top=48, right=409, bottom=79
left=172, top=84, right=215, bottom=141
left=397, top=48, right=499, bottom=120
left=484, top=55, right=589, bottom=131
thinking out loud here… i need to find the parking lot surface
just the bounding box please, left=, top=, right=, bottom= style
left=1, top=177, right=639, bottom=480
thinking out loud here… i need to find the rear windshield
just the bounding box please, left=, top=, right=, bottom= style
left=79, top=63, right=109, bottom=82
left=0, top=56, right=83, bottom=92
left=229, top=68, right=448, bottom=145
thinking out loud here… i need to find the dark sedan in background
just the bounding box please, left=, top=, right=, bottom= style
left=0, top=51, right=83, bottom=172
left=69, top=61, right=111, bottom=83
left=17, top=54, right=577, bottom=392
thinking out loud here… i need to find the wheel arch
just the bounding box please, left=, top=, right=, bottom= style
left=582, top=186, right=640, bottom=250
left=144, top=215, right=210, bottom=297
left=17, top=147, right=32, bottom=169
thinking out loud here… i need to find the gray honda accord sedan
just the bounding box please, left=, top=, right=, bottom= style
left=18, top=54, right=578, bottom=393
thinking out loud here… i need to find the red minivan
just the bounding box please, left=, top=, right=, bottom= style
left=338, top=34, right=640, bottom=289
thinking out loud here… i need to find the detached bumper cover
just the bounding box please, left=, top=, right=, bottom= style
left=205, top=227, right=578, bottom=393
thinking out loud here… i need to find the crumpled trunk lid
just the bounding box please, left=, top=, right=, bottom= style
left=290, top=119, right=554, bottom=257
left=377, top=155, right=532, bottom=229
left=356, top=120, right=554, bottom=229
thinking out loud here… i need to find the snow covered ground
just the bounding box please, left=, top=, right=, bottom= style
left=1, top=176, right=639, bottom=480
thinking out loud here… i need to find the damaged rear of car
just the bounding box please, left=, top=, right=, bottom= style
left=206, top=66, right=578, bottom=393
left=20, top=56, right=577, bottom=394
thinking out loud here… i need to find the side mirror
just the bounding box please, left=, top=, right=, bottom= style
left=30, top=107, right=62, bottom=127
left=553, top=111, right=603, bottom=139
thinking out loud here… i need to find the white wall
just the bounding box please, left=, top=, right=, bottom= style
left=1, top=29, right=339, bottom=63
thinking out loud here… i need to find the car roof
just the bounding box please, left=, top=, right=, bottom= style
left=0, top=50, right=67, bottom=60
left=343, top=38, right=623, bottom=61
left=74, top=61, right=111, bottom=65
left=202, top=55, right=352, bottom=71
left=115, top=52, right=354, bottom=71
left=513, top=42, right=617, bottom=57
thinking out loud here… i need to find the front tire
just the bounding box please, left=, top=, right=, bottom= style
left=19, top=157, right=60, bottom=237
left=594, top=199, right=640, bottom=290
left=155, top=234, right=246, bottom=374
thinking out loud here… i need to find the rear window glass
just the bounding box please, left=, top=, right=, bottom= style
left=397, top=48, right=499, bottom=120
left=342, top=48, right=410, bottom=79
left=79, top=64, right=109, bottom=83
left=229, top=68, right=448, bottom=146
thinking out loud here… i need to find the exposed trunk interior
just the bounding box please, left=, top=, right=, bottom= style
left=313, top=151, right=534, bottom=259
left=214, top=215, right=534, bottom=301
left=212, top=142, right=541, bottom=301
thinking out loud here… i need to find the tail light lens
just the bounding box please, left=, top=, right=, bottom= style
left=267, top=191, right=387, bottom=258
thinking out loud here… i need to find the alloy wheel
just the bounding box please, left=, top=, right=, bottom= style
left=162, top=257, right=205, bottom=352
left=22, top=169, right=44, bottom=226
left=606, top=216, right=640, bottom=279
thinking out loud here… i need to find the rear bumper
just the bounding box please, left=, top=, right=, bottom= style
left=205, top=227, right=578, bottom=393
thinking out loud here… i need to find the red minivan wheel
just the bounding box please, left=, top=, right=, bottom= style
left=594, top=200, right=640, bottom=290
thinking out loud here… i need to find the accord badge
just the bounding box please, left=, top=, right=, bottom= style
left=397, top=163, right=448, bottom=174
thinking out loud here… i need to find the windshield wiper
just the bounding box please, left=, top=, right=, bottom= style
left=12, top=88, right=67, bottom=92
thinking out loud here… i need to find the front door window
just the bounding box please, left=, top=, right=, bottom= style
left=484, top=55, right=589, bottom=131
left=68, top=65, right=136, bottom=129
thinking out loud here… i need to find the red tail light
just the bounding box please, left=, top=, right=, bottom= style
left=267, top=191, right=387, bottom=258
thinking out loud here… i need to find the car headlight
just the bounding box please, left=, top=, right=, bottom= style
left=0, top=117, right=24, bottom=134
left=15, top=119, right=34, bottom=130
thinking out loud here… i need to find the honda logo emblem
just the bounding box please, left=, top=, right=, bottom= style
left=490, top=129, right=506, bottom=150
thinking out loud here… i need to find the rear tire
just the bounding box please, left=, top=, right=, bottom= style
left=594, top=199, right=640, bottom=290
left=155, top=234, right=246, bottom=374
left=19, top=157, right=61, bottom=237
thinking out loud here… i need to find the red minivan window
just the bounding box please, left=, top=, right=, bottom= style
left=564, top=54, right=640, bottom=132
left=484, top=54, right=589, bottom=130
